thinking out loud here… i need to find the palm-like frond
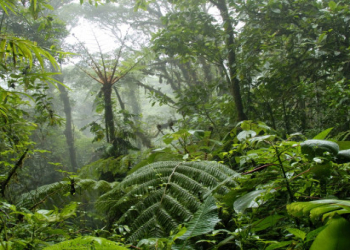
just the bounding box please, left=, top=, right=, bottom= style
left=17, top=181, right=69, bottom=209
left=17, top=178, right=116, bottom=209
left=179, top=195, right=220, bottom=240
left=96, top=161, right=239, bottom=242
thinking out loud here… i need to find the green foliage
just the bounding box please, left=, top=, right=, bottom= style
left=96, top=161, right=239, bottom=243
left=153, top=9, right=222, bottom=62
left=300, top=140, right=339, bottom=161
left=233, top=189, right=272, bottom=213
left=309, top=214, right=350, bottom=250
left=178, top=195, right=220, bottom=241
left=3, top=0, right=350, bottom=248
left=16, top=178, right=116, bottom=209
left=161, top=128, right=220, bottom=160
left=287, top=199, right=350, bottom=222
left=137, top=195, right=220, bottom=249
left=78, top=156, right=129, bottom=180
left=41, top=236, right=128, bottom=250
left=0, top=201, right=77, bottom=249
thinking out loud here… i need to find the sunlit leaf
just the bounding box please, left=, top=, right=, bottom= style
left=234, top=189, right=266, bottom=213
left=310, top=214, right=350, bottom=250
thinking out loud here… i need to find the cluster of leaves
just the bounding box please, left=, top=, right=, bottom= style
left=3, top=0, right=350, bottom=249
left=99, top=121, right=350, bottom=249
left=0, top=201, right=78, bottom=249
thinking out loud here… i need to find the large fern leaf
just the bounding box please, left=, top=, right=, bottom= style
left=179, top=195, right=220, bottom=240
left=96, top=161, right=239, bottom=243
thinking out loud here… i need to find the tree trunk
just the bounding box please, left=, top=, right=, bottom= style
left=214, top=0, right=248, bottom=121
left=102, top=83, right=116, bottom=144
left=113, top=86, right=125, bottom=111
left=56, top=75, right=79, bottom=171
left=103, top=83, right=131, bottom=156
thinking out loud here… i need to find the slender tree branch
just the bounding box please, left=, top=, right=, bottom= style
left=135, top=80, right=176, bottom=105
left=113, top=86, right=125, bottom=110
left=1, top=149, right=29, bottom=197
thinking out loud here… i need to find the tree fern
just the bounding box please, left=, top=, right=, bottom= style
left=96, top=161, right=239, bottom=243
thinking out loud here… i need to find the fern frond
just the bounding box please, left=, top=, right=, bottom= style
left=17, top=179, right=116, bottom=209
left=157, top=207, right=179, bottom=233
left=79, top=179, right=115, bottom=192
left=162, top=194, right=193, bottom=221
left=17, top=181, right=69, bottom=208
left=179, top=195, right=220, bottom=240
left=131, top=202, right=163, bottom=229
left=98, top=161, right=239, bottom=243
left=118, top=189, right=164, bottom=223
left=128, top=217, right=157, bottom=243
left=95, top=187, right=125, bottom=213
left=167, top=183, right=202, bottom=212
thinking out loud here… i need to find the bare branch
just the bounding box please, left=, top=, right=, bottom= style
left=74, top=34, right=105, bottom=82
left=1, top=149, right=28, bottom=197
left=92, top=30, right=108, bottom=82
left=135, top=80, right=176, bottom=105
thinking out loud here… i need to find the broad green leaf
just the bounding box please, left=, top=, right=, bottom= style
left=310, top=214, right=350, bottom=250
left=309, top=204, right=340, bottom=221
left=266, top=241, right=292, bottom=250
left=0, top=241, right=13, bottom=250
left=287, top=199, right=350, bottom=221
left=286, top=228, right=306, bottom=240
left=249, top=135, right=276, bottom=144
left=60, top=202, right=77, bottom=219
left=271, top=8, right=281, bottom=13
left=234, top=189, right=266, bottom=213
left=328, top=1, right=337, bottom=11
left=179, top=196, right=220, bottom=240
left=305, top=226, right=327, bottom=242
left=313, top=128, right=333, bottom=140
left=252, top=214, right=285, bottom=232
left=237, top=130, right=257, bottom=141
left=337, top=141, right=350, bottom=150
left=42, top=3, right=54, bottom=10
left=188, top=130, right=205, bottom=138
left=318, top=33, right=328, bottom=44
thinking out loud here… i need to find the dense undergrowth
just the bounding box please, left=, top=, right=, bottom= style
left=1, top=0, right=350, bottom=249
left=2, top=121, right=350, bottom=249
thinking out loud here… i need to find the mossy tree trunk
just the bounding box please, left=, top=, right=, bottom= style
left=212, top=0, right=248, bottom=121
left=102, top=83, right=116, bottom=144
left=56, top=73, right=79, bottom=171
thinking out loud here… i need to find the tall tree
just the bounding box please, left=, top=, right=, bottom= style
left=147, top=0, right=248, bottom=121
left=76, top=38, right=141, bottom=156
left=56, top=72, right=79, bottom=171
left=210, top=0, right=247, bottom=121
left=235, top=0, right=350, bottom=133
left=83, top=1, right=233, bottom=133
